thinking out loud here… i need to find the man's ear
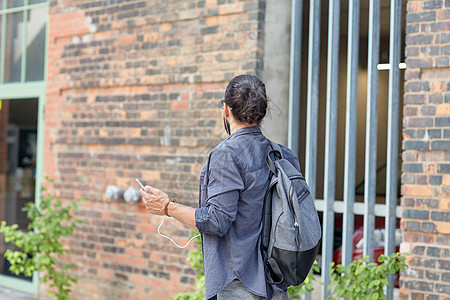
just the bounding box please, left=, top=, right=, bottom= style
left=224, top=105, right=231, bottom=118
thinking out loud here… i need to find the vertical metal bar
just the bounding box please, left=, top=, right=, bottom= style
left=305, top=0, right=321, bottom=198
left=36, top=5, right=49, bottom=209
left=304, top=2, right=320, bottom=298
left=33, top=87, right=46, bottom=294
left=322, top=0, right=340, bottom=298
left=342, top=0, right=360, bottom=267
left=0, top=0, right=7, bottom=83
left=385, top=1, right=402, bottom=299
left=43, top=5, right=49, bottom=82
left=288, top=0, right=303, bottom=155
left=21, top=0, right=28, bottom=82
left=363, top=0, right=380, bottom=263
left=33, top=4, right=49, bottom=293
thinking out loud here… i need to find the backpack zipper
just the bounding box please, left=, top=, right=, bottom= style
left=289, top=180, right=309, bottom=228
left=288, top=184, right=299, bottom=228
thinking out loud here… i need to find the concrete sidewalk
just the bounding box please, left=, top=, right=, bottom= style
left=0, top=286, right=46, bottom=300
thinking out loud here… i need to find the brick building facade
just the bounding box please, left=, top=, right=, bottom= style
left=43, top=0, right=266, bottom=299
left=400, top=1, right=450, bottom=299
left=0, top=0, right=448, bottom=299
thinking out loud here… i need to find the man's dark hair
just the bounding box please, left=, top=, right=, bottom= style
left=224, top=74, right=268, bottom=124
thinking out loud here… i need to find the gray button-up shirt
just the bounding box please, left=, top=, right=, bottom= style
left=195, top=126, right=300, bottom=299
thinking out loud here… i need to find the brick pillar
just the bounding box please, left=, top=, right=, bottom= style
left=401, top=1, right=450, bottom=299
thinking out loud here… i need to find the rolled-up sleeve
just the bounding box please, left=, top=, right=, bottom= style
left=195, top=148, right=244, bottom=237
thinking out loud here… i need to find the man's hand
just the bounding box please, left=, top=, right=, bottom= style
left=139, top=185, right=170, bottom=215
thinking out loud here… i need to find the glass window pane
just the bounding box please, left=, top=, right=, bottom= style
left=7, top=0, right=24, bottom=8
left=26, top=7, right=47, bottom=81
left=29, top=0, right=47, bottom=4
left=0, top=98, right=38, bottom=282
left=4, top=12, right=23, bottom=83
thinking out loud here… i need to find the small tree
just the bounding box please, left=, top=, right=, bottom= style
left=328, top=252, right=408, bottom=300
left=0, top=178, right=83, bottom=300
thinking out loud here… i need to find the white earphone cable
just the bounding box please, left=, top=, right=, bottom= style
left=157, top=216, right=200, bottom=249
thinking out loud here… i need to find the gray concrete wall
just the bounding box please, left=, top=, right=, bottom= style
left=261, top=0, right=291, bottom=146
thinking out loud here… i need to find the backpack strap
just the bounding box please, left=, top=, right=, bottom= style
left=265, top=257, right=284, bottom=285
left=267, top=139, right=283, bottom=159
left=266, top=139, right=283, bottom=175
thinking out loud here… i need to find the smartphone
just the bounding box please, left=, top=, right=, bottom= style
left=136, top=178, right=147, bottom=192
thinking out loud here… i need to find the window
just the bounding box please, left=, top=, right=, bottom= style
left=0, top=0, right=48, bottom=83
left=0, top=1, right=47, bottom=294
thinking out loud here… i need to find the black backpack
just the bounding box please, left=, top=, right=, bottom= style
left=261, top=140, right=321, bottom=286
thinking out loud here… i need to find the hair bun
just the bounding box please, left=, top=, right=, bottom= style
left=224, top=75, right=268, bottom=125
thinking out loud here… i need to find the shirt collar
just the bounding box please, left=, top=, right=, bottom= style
left=230, top=125, right=262, bottom=138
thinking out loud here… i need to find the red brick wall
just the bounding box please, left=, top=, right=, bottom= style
left=44, top=0, right=265, bottom=299
left=401, top=1, right=450, bottom=299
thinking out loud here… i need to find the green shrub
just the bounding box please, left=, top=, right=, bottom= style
left=0, top=178, right=83, bottom=300
left=328, top=252, right=408, bottom=300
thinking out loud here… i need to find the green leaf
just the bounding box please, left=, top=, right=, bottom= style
left=355, top=263, right=364, bottom=275
left=327, top=283, right=334, bottom=291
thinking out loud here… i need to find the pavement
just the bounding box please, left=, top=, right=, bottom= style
left=0, top=286, right=45, bottom=300
left=0, top=278, right=398, bottom=299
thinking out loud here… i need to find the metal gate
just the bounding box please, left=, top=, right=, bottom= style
left=288, top=1, right=404, bottom=299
